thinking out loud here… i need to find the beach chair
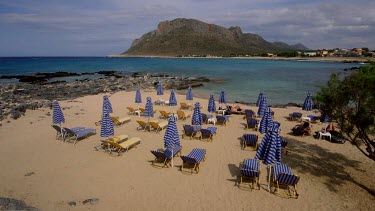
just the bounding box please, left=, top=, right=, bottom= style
left=150, top=145, right=182, bottom=168
left=111, top=116, right=131, bottom=126
left=159, top=110, right=171, bottom=119
left=216, top=115, right=228, bottom=126
left=289, top=112, right=302, bottom=121
left=242, top=134, right=258, bottom=150
left=127, top=107, right=141, bottom=116
left=107, top=137, right=142, bottom=156
left=51, top=125, right=85, bottom=140
left=180, top=148, right=206, bottom=174
left=201, top=113, right=209, bottom=124
left=239, top=158, right=260, bottom=190
left=200, top=127, right=217, bottom=142
left=246, top=118, right=259, bottom=130
left=136, top=120, right=149, bottom=131
left=95, top=135, right=129, bottom=151
left=180, top=102, right=192, bottom=110
left=177, top=110, right=191, bottom=120
left=244, top=109, right=256, bottom=119
left=149, top=121, right=168, bottom=133
left=182, top=125, right=200, bottom=139
left=63, top=127, right=96, bottom=145
left=272, top=163, right=300, bottom=198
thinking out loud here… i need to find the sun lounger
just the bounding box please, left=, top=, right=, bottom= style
left=242, top=134, right=258, bottom=150
left=127, top=107, right=141, bottom=116
left=180, top=102, right=192, bottom=110
left=239, top=158, right=260, bottom=190
left=159, top=110, right=171, bottom=119
left=95, top=135, right=129, bottom=151
left=272, top=163, right=300, bottom=198
left=182, top=125, right=201, bottom=139
left=151, top=145, right=182, bottom=168
left=200, top=127, right=217, bottom=142
left=51, top=125, right=85, bottom=140
left=63, top=127, right=96, bottom=145
left=201, top=113, right=209, bottom=124
left=289, top=112, right=302, bottom=121
left=216, top=115, right=228, bottom=126
left=136, top=120, right=149, bottom=131
left=149, top=121, right=168, bottom=133
left=180, top=148, right=206, bottom=174
left=111, top=116, right=131, bottom=126
left=107, top=137, right=142, bottom=155
left=246, top=118, right=259, bottom=130
left=177, top=110, right=191, bottom=120
left=244, top=109, right=256, bottom=119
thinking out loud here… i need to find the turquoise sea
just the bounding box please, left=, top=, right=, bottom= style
left=0, top=57, right=359, bottom=105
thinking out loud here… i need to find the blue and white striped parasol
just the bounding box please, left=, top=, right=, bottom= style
left=255, top=122, right=282, bottom=165
left=103, top=95, right=113, bottom=114
left=207, top=94, right=216, bottom=113
left=302, top=92, right=313, bottom=111
left=256, top=91, right=266, bottom=107
left=192, top=102, right=203, bottom=125
left=157, top=82, right=164, bottom=96
left=163, top=115, right=180, bottom=168
left=52, top=100, right=65, bottom=125
left=257, top=98, right=268, bottom=117
left=164, top=115, right=180, bottom=148
left=135, top=88, right=142, bottom=109
left=186, top=86, right=193, bottom=101
left=144, top=96, right=154, bottom=121
left=100, top=113, right=114, bottom=138
left=169, top=89, right=177, bottom=106
left=219, top=89, right=227, bottom=104
left=259, top=107, right=273, bottom=134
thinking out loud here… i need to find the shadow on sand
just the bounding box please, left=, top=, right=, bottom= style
left=283, top=137, right=374, bottom=196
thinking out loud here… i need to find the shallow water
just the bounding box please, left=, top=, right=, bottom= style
left=0, top=57, right=358, bottom=105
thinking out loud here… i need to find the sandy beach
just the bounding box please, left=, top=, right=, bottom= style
left=0, top=90, right=374, bottom=210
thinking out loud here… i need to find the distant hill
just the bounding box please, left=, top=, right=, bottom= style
left=121, top=18, right=309, bottom=57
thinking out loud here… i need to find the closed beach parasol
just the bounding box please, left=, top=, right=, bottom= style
left=219, top=89, right=227, bottom=105
left=169, top=89, right=177, bottom=113
left=192, top=102, right=203, bottom=125
left=100, top=96, right=114, bottom=139
left=186, top=86, right=193, bottom=101
left=256, top=91, right=266, bottom=107
left=208, top=94, right=216, bottom=113
left=53, top=100, right=65, bottom=140
left=257, top=98, right=268, bottom=117
left=255, top=121, right=283, bottom=191
left=135, top=88, right=142, bottom=109
left=103, top=95, right=113, bottom=114
left=164, top=115, right=180, bottom=168
left=144, top=96, right=154, bottom=122
left=157, top=82, right=164, bottom=96
left=259, top=107, right=273, bottom=134
left=302, top=92, right=313, bottom=116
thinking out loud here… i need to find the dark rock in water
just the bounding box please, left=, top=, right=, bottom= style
left=68, top=201, right=76, bottom=206
left=97, top=71, right=116, bottom=76
left=19, top=76, right=48, bottom=83
left=82, top=198, right=99, bottom=205
left=0, top=197, right=38, bottom=211
left=24, top=172, right=35, bottom=177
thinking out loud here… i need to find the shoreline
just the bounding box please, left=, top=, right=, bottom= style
left=108, top=54, right=375, bottom=63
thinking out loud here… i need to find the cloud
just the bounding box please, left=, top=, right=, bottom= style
left=0, top=0, right=374, bottom=56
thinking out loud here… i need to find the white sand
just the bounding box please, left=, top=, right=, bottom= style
left=0, top=90, right=374, bottom=210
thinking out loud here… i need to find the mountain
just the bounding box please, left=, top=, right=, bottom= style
left=121, top=18, right=309, bottom=57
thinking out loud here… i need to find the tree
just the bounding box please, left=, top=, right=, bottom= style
left=315, top=62, right=375, bottom=160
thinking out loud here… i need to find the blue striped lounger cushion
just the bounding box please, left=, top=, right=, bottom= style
left=243, top=134, right=258, bottom=145
left=186, top=148, right=206, bottom=163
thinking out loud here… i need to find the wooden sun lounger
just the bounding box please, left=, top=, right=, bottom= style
left=107, top=137, right=142, bottom=156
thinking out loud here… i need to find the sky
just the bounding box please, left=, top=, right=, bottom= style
left=0, top=0, right=374, bottom=56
